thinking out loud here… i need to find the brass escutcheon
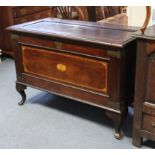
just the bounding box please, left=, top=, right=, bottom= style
left=107, top=50, right=121, bottom=59
left=56, top=63, right=67, bottom=72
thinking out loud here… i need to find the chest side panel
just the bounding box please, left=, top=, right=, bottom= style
left=146, top=41, right=155, bottom=103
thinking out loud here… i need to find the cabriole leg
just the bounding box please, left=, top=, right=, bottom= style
left=113, top=115, right=124, bottom=139
left=16, top=83, right=27, bottom=105
left=105, top=109, right=127, bottom=140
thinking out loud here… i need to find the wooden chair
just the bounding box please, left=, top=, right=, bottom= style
left=50, top=6, right=88, bottom=21
left=101, top=6, right=123, bottom=19
left=140, top=6, right=151, bottom=34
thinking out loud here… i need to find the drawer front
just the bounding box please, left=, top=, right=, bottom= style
left=143, top=113, right=155, bottom=134
left=13, top=6, right=50, bottom=18
left=21, top=46, right=108, bottom=94
left=14, top=10, right=50, bottom=24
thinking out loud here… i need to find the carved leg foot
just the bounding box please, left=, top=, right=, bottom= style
left=132, top=137, right=142, bottom=147
left=114, top=117, right=124, bottom=140
left=106, top=109, right=128, bottom=140
left=16, top=83, right=27, bottom=105
left=132, top=130, right=142, bottom=147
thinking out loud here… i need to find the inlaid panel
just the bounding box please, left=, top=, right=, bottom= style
left=22, top=46, right=108, bottom=94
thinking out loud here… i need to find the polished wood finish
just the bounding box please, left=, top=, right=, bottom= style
left=0, top=6, right=51, bottom=57
left=19, top=36, right=108, bottom=57
left=133, top=25, right=155, bottom=147
left=22, top=46, right=108, bottom=94
left=7, top=18, right=137, bottom=139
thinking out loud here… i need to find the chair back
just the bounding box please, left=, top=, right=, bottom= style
left=101, top=6, right=122, bottom=19
left=50, top=6, right=88, bottom=21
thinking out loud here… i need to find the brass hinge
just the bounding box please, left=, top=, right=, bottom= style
left=107, top=50, right=121, bottom=59
left=54, top=41, right=62, bottom=49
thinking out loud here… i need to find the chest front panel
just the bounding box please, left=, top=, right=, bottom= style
left=21, top=45, right=109, bottom=94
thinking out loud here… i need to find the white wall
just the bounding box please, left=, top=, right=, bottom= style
left=127, top=6, right=154, bottom=27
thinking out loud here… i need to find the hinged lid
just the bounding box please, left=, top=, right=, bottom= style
left=7, top=18, right=138, bottom=48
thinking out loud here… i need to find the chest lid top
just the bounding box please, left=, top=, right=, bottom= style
left=7, top=18, right=138, bottom=48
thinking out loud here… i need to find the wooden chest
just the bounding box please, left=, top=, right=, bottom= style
left=7, top=18, right=137, bottom=139
left=0, top=6, right=50, bottom=57
left=133, top=26, right=155, bottom=147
